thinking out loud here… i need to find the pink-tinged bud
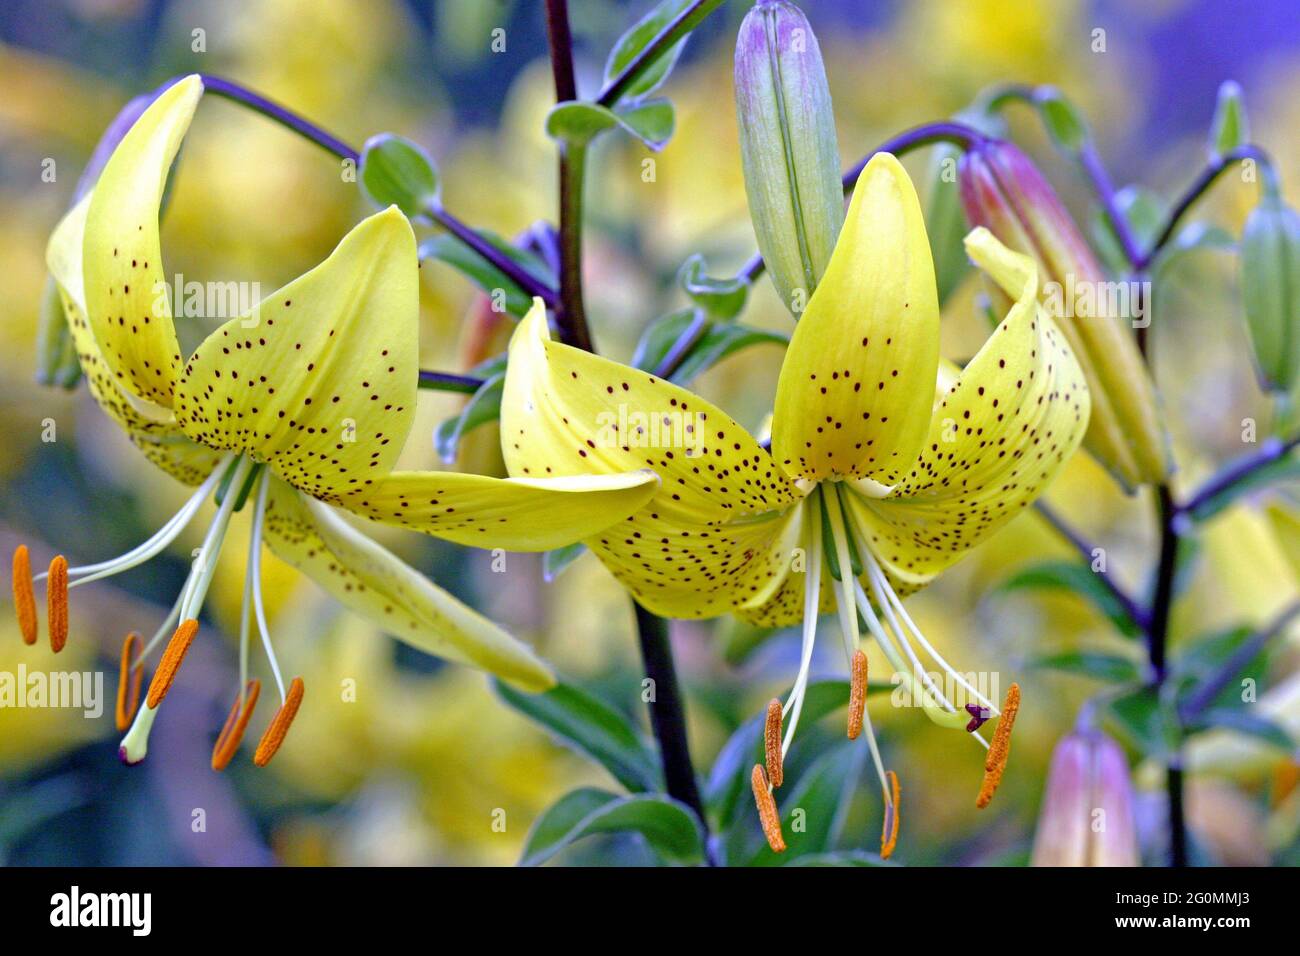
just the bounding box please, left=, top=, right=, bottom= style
left=960, top=140, right=1169, bottom=490
left=1031, top=731, right=1139, bottom=866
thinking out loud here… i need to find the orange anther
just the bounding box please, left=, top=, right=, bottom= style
left=47, top=555, right=68, bottom=652
left=212, top=680, right=262, bottom=771
left=881, top=770, right=901, bottom=859
left=848, top=649, right=868, bottom=740
left=764, top=698, right=784, bottom=788
left=12, top=546, right=37, bottom=646
left=977, top=683, right=1021, bottom=809
left=254, top=677, right=304, bottom=767
left=116, top=632, right=144, bottom=730
left=145, top=619, right=198, bottom=708
left=751, top=764, right=786, bottom=853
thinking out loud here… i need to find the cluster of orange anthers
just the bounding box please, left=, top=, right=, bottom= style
left=13, top=545, right=65, bottom=651
left=751, top=651, right=1022, bottom=860
left=11, top=543, right=304, bottom=770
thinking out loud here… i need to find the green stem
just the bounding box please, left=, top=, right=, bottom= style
left=556, top=143, right=593, bottom=351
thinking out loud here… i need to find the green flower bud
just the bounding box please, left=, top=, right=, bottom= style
left=1240, top=193, right=1300, bottom=392
left=734, top=0, right=843, bottom=315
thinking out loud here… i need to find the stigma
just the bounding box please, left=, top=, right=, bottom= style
left=11, top=454, right=304, bottom=771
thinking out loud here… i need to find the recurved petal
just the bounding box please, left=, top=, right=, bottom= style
left=83, top=75, right=202, bottom=411
left=500, top=299, right=803, bottom=618
left=771, top=152, right=940, bottom=484
left=501, top=299, right=799, bottom=521
left=261, top=479, right=554, bottom=692
left=341, top=469, right=661, bottom=551
left=47, top=193, right=222, bottom=486
left=175, top=207, right=419, bottom=503
left=847, top=228, right=1090, bottom=590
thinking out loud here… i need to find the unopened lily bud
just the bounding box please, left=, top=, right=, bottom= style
left=1239, top=193, right=1300, bottom=393
left=735, top=0, right=843, bottom=315
left=960, top=140, right=1169, bottom=489
left=1031, top=731, right=1139, bottom=866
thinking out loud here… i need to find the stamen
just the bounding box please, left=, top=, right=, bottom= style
left=254, top=676, right=305, bottom=766
left=750, top=764, right=786, bottom=853
left=47, top=555, right=68, bottom=652
left=212, top=680, right=261, bottom=771
left=781, top=495, right=824, bottom=757
left=145, top=619, right=198, bottom=709
left=977, top=683, right=1021, bottom=809
left=764, top=699, right=784, bottom=788
left=12, top=545, right=37, bottom=645
left=880, top=770, right=901, bottom=859
left=848, top=649, right=868, bottom=740
left=115, top=632, right=144, bottom=731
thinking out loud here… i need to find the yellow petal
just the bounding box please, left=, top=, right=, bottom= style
left=175, top=207, right=419, bottom=502
left=341, top=469, right=662, bottom=550
left=261, top=479, right=554, bottom=692
left=771, top=152, right=940, bottom=484
left=83, top=75, right=202, bottom=411
left=500, top=299, right=802, bottom=617
left=847, top=227, right=1091, bottom=589
left=47, top=193, right=223, bottom=486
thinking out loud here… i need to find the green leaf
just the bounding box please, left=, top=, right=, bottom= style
left=1184, top=448, right=1300, bottom=523
left=997, top=560, right=1142, bottom=639
left=603, top=0, right=695, bottom=102
left=433, top=373, right=504, bottom=464
left=418, top=233, right=554, bottom=318
left=1209, top=80, right=1248, bottom=158
left=1035, top=87, right=1090, bottom=153
left=1105, top=685, right=1178, bottom=758
left=1029, top=651, right=1144, bottom=684
left=520, top=789, right=706, bottom=866
left=615, top=99, right=676, bottom=150
left=678, top=254, right=748, bottom=319
left=706, top=679, right=888, bottom=829
left=631, top=308, right=787, bottom=384
left=747, top=741, right=861, bottom=865
left=359, top=133, right=440, bottom=216
left=542, top=542, right=587, bottom=582
left=545, top=99, right=676, bottom=151
left=493, top=679, right=661, bottom=792
left=1191, top=708, right=1293, bottom=751
left=1169, top=624, right=1275, bottom=718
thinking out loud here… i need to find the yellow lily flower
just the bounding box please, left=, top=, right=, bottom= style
left=501, top=153, right=1091, bottom=855
left=14, top=75, right=659, bottom=768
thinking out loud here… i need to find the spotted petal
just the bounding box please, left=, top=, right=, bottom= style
left=501, top=299, right=802, bottom=617
left=771, top=153, right=940, bottom=485
left=47, top=193, right=224, bottom=486
left=847, top=228, right=1090, bottom=590
left=261, top=479, right=554, bottom=692
left=341, top=469, right=662, bottom=550
left=83, top=75, right=202, bottom=412
left=175, top=207, right=419, bottom=503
